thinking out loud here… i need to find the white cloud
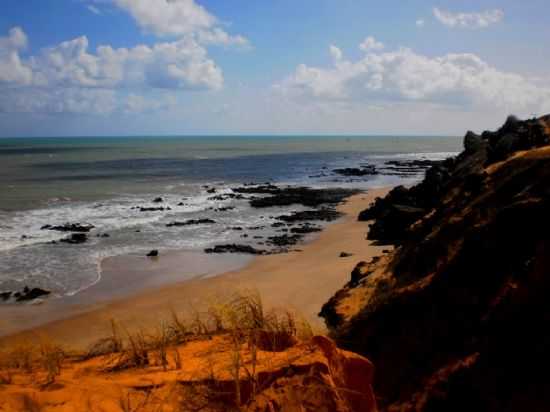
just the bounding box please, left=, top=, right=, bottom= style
left=359, top=36, right=384, bottom=52
left=433, top=7, right=504, bottom=29
left=196, top=28, right=250, bottom=48
left=416, top=19, right=425, bottom=28
left=275, top=40, right=550, bottom=116
left=0, top=0, right=249, bottom=116
left=329, top=45, right=343, bottom=61
left=112, top=0, right=249, bottom=48
left=114, top=0, right=215, bottom=37
left=31, top=34, right=223, bottom=90
left=0, top=27, right=33, bottom=85
left=0, top=26, right=225, bottom=114
left=87, top=5, right=102, bottom=15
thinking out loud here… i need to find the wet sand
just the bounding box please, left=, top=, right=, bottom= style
left=0, top=188, right=390, bottom=350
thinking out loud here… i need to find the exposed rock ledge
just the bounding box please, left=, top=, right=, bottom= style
left=321, top=114, right=550, bottom=411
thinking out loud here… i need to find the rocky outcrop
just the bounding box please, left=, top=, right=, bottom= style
left=41, top=223, right=95, bottom=233
left=205, top=244, right=266, bottom=255
left=0, top=286, right=51, bottom=303
left=135, top=206, right=171, bottom=212
left=322, top=114, right=550, bottom=411
left=276, top=209, right=342, bottom=223
left=59, top=233, right=88, bottom=244
left=232, top=185, right=359, bottom=208
left=333, top=165, right=377, bottom=176
left=166, top=219, right=216, bottom=227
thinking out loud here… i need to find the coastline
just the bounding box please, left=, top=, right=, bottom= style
left=0, top=188, right=390, bottom=350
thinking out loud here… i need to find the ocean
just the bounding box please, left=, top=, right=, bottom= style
left=0, top=135, right=461, bottom=298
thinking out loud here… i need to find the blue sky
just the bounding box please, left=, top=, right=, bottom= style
left=0, top=0, right=549, bottom=137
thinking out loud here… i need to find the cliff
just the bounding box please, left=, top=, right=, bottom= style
left=321, top=115, right=550, bottom=411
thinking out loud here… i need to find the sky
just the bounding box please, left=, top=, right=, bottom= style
left=0, top=0, right=549, bottom=137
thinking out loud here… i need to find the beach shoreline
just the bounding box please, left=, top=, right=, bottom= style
left=0, top=188, right=390, bottom=350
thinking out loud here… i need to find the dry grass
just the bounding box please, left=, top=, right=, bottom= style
left=0, top=339, right=65, bottom=386
left=38, top=340, right=65, bottom=385
left=0, top=291, right=315, bottom=410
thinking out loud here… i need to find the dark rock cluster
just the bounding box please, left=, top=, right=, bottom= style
left=231, top=185, right=359, bottom=208
left=1, top=286, right=51, bottom=303
left=204, top=244, right=266, bottom=255
left=166, top=219, right=216, bottom=227
left=41, top=223, right=95, bottom=232
left=333, top=165, right=377, bottom=176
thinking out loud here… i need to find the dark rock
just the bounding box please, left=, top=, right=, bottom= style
left=350, top=261, right=371, bottom=285
left=215, top=206, right=235, bottom=212
left=97, top=233, right=110, bottom=238
left=231, top=227, right=244, bottom=231
left=208, top=193, right=245, bottom=201
left=153, top=197, right=164, bottom=203
left=15, top=287, right=51, bottom=302
left=333, top=165, right=377, bottom=176
left=339, top=252, right=353, bottom=258
left=276, top=209, right=342, bottom=223
left=147, top=250, right=159, bottom=257
left=166, top=219, right=216, bottom=227
left=0, top=291, right=12, bottom=301
left=204, top=244, right=266, bottom=255
left=41, top=223, right=95, bottom=233
left=464, top=131, right=484, bottom=154
left=290, top=224, right=322, bottom=234
left=266, top=234, right=303, bottom=247
left=60, top=233, right=88, bottom=244
left=138, top=207, right=171, bottom=212
left=366, top=204, right=426, bottom=245
left=207, top=188, right=216, bottom=194
left=232, top=185, right=359, bottom=208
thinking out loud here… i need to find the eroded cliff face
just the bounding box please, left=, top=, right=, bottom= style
left=321, top=115, right=550, bottom=411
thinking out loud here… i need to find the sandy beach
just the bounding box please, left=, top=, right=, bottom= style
left=0, top=188, right=389, bottom=350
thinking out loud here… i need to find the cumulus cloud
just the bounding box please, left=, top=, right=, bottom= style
left=0, top=27, right=33, bottom=85
left=196, top=28, right=250, bottom=48
left=359, top=36, right=384, bottom=52
left=32, top=34, right=223, bottom=90
left=0, top=0, right=249, bottom=115
left=275, top=38, right=550, bottom=115
left=0, top=26, right=226, bottom=114
left=113, top=0, right=249, bottom=47
left=329, top=45, right=343, bottom=61
left=433, top=7, right=504, bottom=29
left=114, top=0, right=214, bottom=37
left=416, top=19, right=425, bottom=28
